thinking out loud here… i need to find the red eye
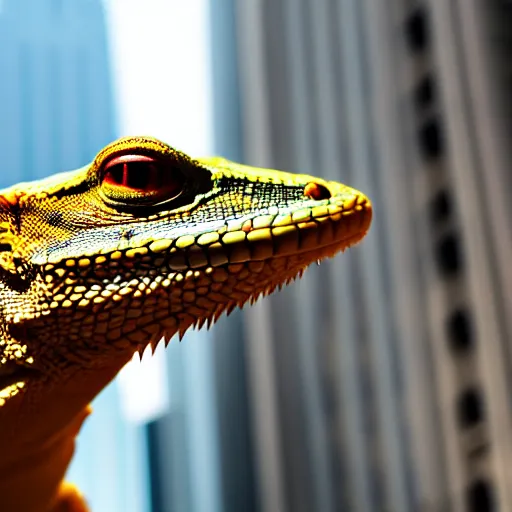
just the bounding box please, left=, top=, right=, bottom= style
left=101, top=154, right=184, bottom=205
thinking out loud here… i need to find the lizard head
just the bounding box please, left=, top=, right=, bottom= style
left=0, top=136, right=371, bottom=424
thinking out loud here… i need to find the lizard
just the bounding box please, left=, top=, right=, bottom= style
left=0, top=136, right=372, bottom=512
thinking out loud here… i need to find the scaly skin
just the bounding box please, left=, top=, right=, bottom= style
left=0, top=137, right=371, bottom=511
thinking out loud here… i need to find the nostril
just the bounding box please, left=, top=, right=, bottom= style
left=304, top=182, right=331, bottom=201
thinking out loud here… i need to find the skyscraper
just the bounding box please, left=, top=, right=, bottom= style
left=397, top=2, right=512, bottom=510
left=221, top=0, right=511, bottom=510
left=0, top=0, right=116, bottom=184
left=0, top=2, right=150, bottom=511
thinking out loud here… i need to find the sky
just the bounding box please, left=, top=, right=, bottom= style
left=104, top=0, right=213, bottom=155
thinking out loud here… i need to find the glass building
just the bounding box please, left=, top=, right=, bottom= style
left=0, top=2, right=150, bottom=511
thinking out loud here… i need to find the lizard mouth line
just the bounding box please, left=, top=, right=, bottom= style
left=174, top=205, right=372, bottom=270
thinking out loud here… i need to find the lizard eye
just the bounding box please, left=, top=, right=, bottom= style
left=100, top=154, right=185, bottom=205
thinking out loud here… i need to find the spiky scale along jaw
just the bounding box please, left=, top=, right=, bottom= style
left=0, top=136, right=371, bottom=511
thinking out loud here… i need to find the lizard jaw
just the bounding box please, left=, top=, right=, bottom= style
left=129, top=217, right=373, bottom=358
left=1, top=193, right=372, bottom=378
left=0, top=362, right=39, bottom=394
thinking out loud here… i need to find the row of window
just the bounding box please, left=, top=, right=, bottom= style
left=467, top=478, right=494, bottom=512
left=405, top=5, right=495, bottom=511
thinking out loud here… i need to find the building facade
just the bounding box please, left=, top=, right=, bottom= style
left=224, top=0, right=511, bottom=511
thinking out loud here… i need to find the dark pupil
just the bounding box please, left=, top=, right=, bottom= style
left=126, top=162, right=154, bottom=189
left=108, top=162, right=159, bottom=190
left=108, top=164, right=124, bottom=185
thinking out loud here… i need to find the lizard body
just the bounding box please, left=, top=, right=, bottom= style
left=0, top=136, right=371, bottom=511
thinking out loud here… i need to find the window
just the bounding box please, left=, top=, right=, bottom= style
left=404, top=7, right=430, bottom=53
left=435, top=232, right=462, bottom=276
left=457, top=388, right=485, bottom=428
left=430, top=189, right=452, bottom=224
left=467, top=479, right=495, bottom=512
left=447, top=308, right=473, bottom=351
left=418, top=117, right=444, bottom=160
left=414, top=74, right=435, bottom=110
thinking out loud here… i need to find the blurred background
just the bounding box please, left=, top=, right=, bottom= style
left=0, top=0, right=511, bottom=511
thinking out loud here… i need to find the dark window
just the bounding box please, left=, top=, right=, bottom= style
left=414, top=75, right=436, bottom=110
left=146, top=421, right=166, bottom=512
left=447, top=308, right=473, bottom=351
left=430, top=189, right=452, bottom=224
left=418, top=117, right=444, bottom=160
left=467, top=479, right=495, bottom=512
left=435, top=233, right=462, bottom=276
left=405, top=8, right=430, bottom=52
left=457, top=388, right=484, bottom=428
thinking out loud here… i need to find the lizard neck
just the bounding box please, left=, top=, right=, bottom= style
left=0, top=406, right=89, bottom=512
left=0, top=358, right=129, bottom=512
